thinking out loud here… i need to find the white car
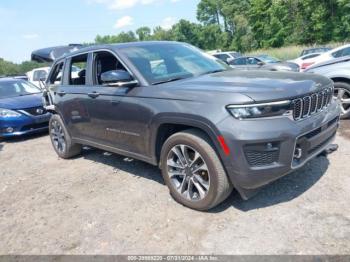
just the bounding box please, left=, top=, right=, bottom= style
left=301, top=44, right=350, bottom=71
left=26, top=67, right=50, bottom=88
left=212, top=51, right=241, bottom=64
left=290, top=53, right=322, bottom=70
left=27, top=66, right=81, bottom=89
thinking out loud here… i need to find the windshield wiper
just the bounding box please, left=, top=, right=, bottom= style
left=19, top=93, right=40, bottom=96
left=152, top=77, right=188, bottom=85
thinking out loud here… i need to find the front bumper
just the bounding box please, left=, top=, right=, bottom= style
left=217, top=99, right=341, bottom=199
left=0, top=113, right=50, bottom=138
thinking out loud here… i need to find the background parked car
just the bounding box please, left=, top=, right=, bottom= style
left=0, top=78, right=50, bottom=138
left=301, top=44, right=350, bottom=71
left=300, top=47, right=331, bottom=56
left=212, top=51, right=241, bottom=64
left=27, top=66, right=81, bottom=89
left=229, top=55, right=300, bottom=72
left=26, top=67, right=50, bottom=88
left=305, top=56, right=350, bottom=119
left=290, top=53, right=322, bottom=70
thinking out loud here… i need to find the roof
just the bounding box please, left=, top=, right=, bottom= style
left=306, top=55, right=350, bottom=70
left=303, top=46, right=330, bottom=51
left=48, top=41, right=184, bottom=61
left=213, top=51, right=239, bottom=55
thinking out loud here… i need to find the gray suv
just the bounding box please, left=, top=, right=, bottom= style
left=44, top=41, right=341, bottom=210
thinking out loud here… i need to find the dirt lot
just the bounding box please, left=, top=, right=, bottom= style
left=0, top=122, right=349, bottom=255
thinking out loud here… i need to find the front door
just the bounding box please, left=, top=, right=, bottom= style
left=84, top=50, right=149, bottom=155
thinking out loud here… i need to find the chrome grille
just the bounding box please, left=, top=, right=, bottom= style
left=292, top=87, right=333, bottom=120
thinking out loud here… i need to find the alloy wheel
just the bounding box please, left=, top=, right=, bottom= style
left=166, top=144, right=210, bottom=201
left=50, top=120, right=66, bottom=154
left=334, top=88, right=350, bottom=116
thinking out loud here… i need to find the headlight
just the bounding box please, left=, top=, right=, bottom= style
left=227, top=100, right=292, bottom=119
left=0, top=108, right=22, bottom=118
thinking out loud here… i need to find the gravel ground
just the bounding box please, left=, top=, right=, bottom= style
left=0, top=122, right=349, bottom=255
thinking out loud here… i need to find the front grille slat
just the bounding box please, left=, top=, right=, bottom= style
left=292, top=87, right=333, bottom=120
left=245, top=150, right=279, bottom=167
left=302, top=96, right=311, bottom=117
left=293, top=99, right=303, bottom=120
left=310, top=94, right=317, bottom=114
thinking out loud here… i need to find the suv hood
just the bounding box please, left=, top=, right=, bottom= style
left=0, top=93, right=43, bottom=110
left=171, top=70, right=332, bottom=102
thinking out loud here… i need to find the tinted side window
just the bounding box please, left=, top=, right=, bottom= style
left=302, top=53, right=320, bottom=60
left=332, top=47, right=350, bottom=58
left=247, top=57, right=259, bottom=65
left=93, top=51, right=127, bottom=85
left=69, top=54, right=88, bottom=86
left=233, top=58, right=247, bottom=65
left=215, top=54, right=229, bottom=61
left=49, top=62, right=64, bottom=85
left=342, top=47, right=350, bottom=57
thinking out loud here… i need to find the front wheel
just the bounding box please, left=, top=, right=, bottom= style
left=334, top=82, right=350, bottom=119
left=49, top=114, right=81, bottom=159
left=160, top=129, right=232, bottom=211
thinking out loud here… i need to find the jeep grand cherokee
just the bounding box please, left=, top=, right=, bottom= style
left=43, top=41, right=341, bottom=210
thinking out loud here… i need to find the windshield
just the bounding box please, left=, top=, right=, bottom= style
left=0, top=80, right=41, bottom=99
left=119, top=43, right=229, bottom=85
left=257, top=55, right=280, bottom=63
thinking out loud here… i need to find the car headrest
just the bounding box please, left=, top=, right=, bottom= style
left=78, top=69, right=86, bottom=78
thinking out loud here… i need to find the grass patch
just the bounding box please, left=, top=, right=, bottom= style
left=246, top=42, right=346, bottom=61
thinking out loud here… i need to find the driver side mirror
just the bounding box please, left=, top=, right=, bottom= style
left=257, top=61, right=265, bottom=66
left=101, top=70, right=138, bottom=87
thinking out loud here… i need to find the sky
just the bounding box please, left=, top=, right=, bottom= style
left=0, top=0, right=200, bottom=63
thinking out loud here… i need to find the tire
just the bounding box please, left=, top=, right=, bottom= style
left=49, top=114, right=81, bottom=159
left=334, top=81, right=350, bottom=119
left=160, top=129, right=233, bottom=211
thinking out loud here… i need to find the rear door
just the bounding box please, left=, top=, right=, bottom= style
left=54, top=53, right=97, bottom=140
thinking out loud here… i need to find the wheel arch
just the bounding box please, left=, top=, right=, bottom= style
left=331, top=77, right=350, bottom=85
left=149, top=114, right=228, bottom=166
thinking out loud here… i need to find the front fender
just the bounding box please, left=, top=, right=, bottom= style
left=149, top=113, right=228, bottom=165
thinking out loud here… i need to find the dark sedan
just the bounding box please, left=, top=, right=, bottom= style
left=0, top=78, right=50, bottom=138
left=229, top=55, right=300, bottom=72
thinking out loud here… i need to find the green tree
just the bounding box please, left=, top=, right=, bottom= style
left=171, top=20, right=201, bottom=46
left=151, top=26, right=174, bottom=41
left=87, top=0, right=350, bottom=53
left=197, top=0, right=222, bottom=27
left=136, top=27, right=151, bottom=41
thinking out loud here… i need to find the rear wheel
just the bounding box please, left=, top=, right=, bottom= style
left=49, top=114, right=81, bottom=159
left=334, top=82, right=350, bottom=119
left=160, top=129, right=232, bottom=211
